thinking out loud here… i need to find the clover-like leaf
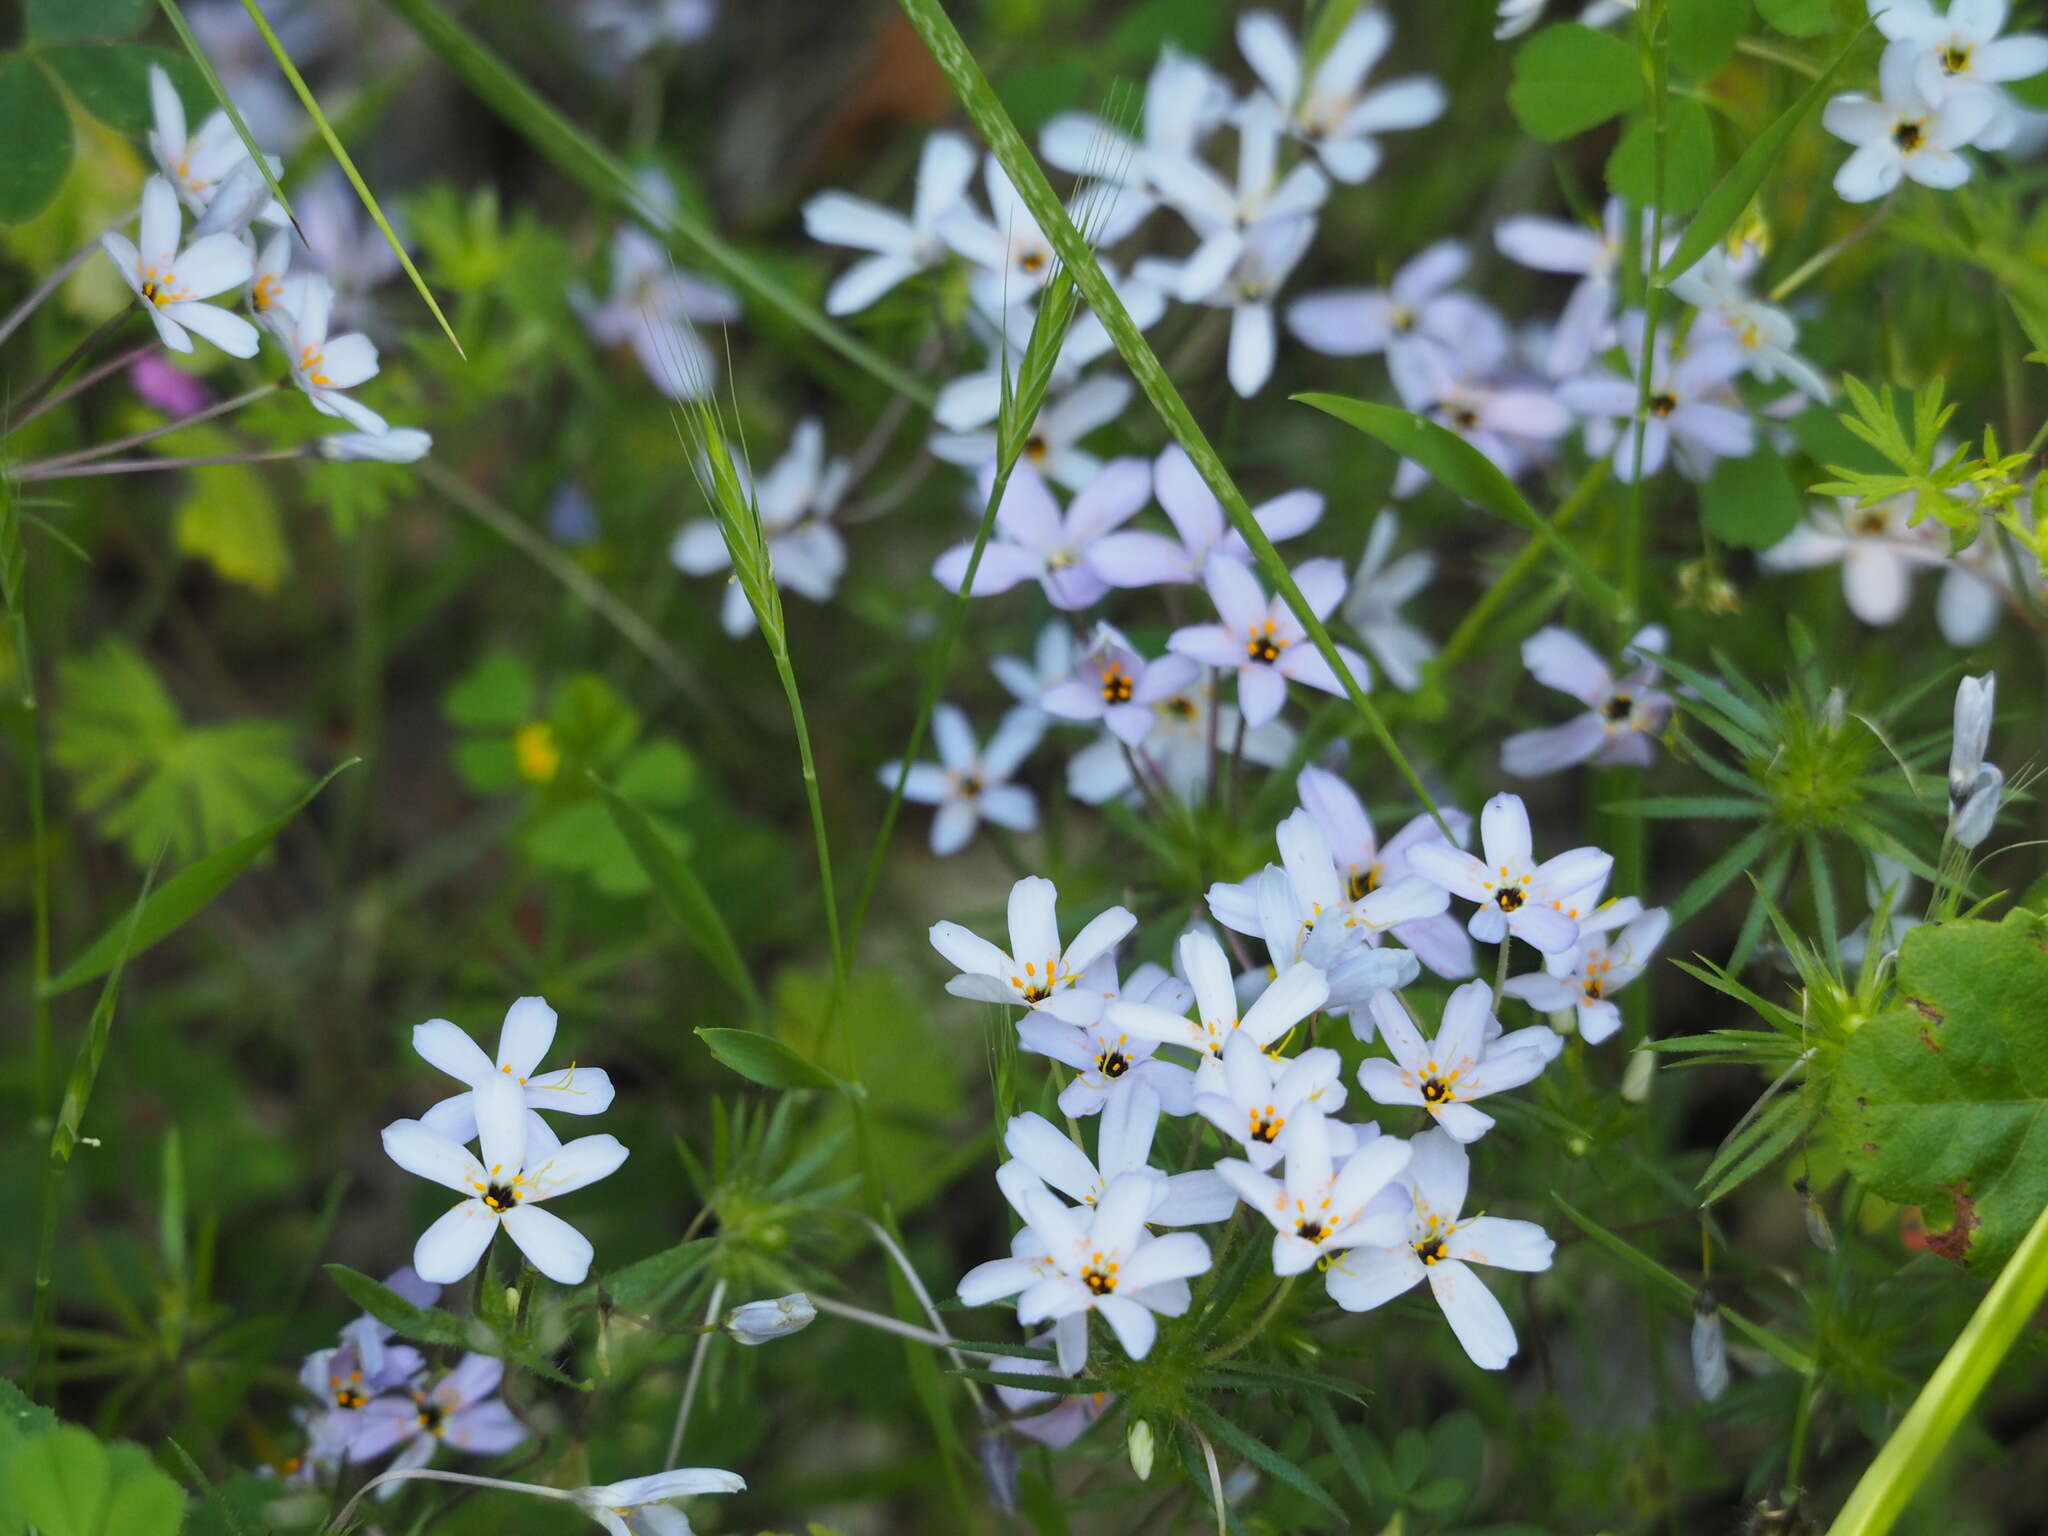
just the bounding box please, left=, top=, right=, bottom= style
left=1832, top=911, right=2048, bottom=1271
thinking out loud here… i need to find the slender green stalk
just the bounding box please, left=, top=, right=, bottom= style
left=1, top=476, right=51, bottom=1126
left=1204, top=1274, right=1296, bottom=1364
left=235, top=0, right=464, bottom=356
left=379, top=0, right=931, bottom=406
left=18, top=448, right=305, bottom=481
left=1824, top=1199, right=2048, bottom=1536
left=1625, top=0, right=1670, bottom=628
left=893, top=0, right=1447, bottom=835
left=1438, top=463, right=1608, bottom=672
left=157, top=0, right=299, bottom=237
left=21, top=381, right=283, bottom=473
left=770, top=650, right=844, bottom=997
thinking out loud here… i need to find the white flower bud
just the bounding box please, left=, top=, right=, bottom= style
left=1951, top=764, right=2003, bottom=850
left=1620, top=1045, right=1656, bottom=1104
left=318, top=428, right=433, bottom=463
left=1948, top=673, right=1995, bottom=801
left=1127, top=1419, right=1155, bottom=1481
left=722, top=1292, right=816, bottom=1345
left=1691, top=1291, right=1729, bottom=1402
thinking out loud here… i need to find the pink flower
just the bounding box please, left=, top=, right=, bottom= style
left=129, top=353, right=214, bottom=417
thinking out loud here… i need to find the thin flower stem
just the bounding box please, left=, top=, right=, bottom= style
left=6, top=312, right=137, bottom=431
left=0, top=240, right=98, bottom=351
left=1768, top=207, right=1890, bottom=304
left=1625, top=0, right=1670, bottom=630
left=664, top=1276, right=727, bottom=1466
left=1494, top=938, right=1511, bottom=1008
left=1195, top=1427, right=1228, bottom=1535
left=17, top=448, right=306, bottom=481
left=326, top=1467, right=573, bottom=1534
left=1437, top=462, right=1607, bottom=672
left=809, top=1294, right=1010, bottom=1359
left=23, top=381, right=284, bottom=472
left=7, top=334, right=157, bottom=438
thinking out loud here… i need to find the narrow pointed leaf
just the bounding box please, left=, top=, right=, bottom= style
left=155, top=0, right=297, bottom=230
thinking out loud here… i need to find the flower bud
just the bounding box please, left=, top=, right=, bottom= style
left=1948, top=673, right=1995, bottom=801
left=722, top=1293, right=816, bottom=1346
left=1620, top=1045, right=1656, bottom=1104
left=1127, top=1419, right=1155, bottom=1481
left=318, top=428, right=433, bottom=463
left=1691, top=1290, right=1729, bottom=1403
left=978, top=1429, right=1018, bottom=1513
left=1795, top=1176, right=1836, bottom=1255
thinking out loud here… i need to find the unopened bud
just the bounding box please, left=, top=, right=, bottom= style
left=978, top=1429, right=1018, bottom=1512
left=504, top=1286, right=520, bottom=1316
left=723, top=1292, right=816, bottom=1345
left=1621, top=1046, right=1656, bottom=1104
left=1795, top=1177, right=1836, bottom=1255
left=1127, top=1419, right=1155, bottom=1481
left=1691, top=1290, right=1729, bottom=1403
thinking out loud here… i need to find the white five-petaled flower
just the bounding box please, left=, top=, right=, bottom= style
left=1168, top=554, right=1368, bottom=728
left=933, top=458, right=1153, bottom=611
left=1016, top=958, right=1198, bottom=1116
left=1757, top=493, right=1999, bottom=634
left=382, top=1076, right=629, bottom=1284
left=1558, top=312, right=1753, bottom=482
left=1325, top=1128, right=1555, bottom=1369
left=1356, top=982, right=1561, bottom=1142
left=931, top=374, right=1133, bottom=492
left=939, top=157, right=1147, bottom=312
left=1236, top=8, right=1446, bottom=183
left=1145, top=211, right=1318, bottom=397
left=101, top=176, right=259, bottom=358
left=1195, top=1032, right=1356, bottom=1171
left=1501, top=625, right=1672, bottom=778
left=1824, top=45, right=1996, bottom=202
left=1087, top=444, right=1323, bottom=591
left=1668, top=248, right=1832, bottom=401
left=1948, top=671, right=2002, bottom=848
left=1065, top=672, right=1296, bottom=808
left=1390, top=348, right=1571, bottom=498
left=1286, top=241, right=1509, bottom=405
left=413, top=996, right=617, bottom=1157
left=929, top=874, right=1136, bottom=1023
left=1217, top=1104, right=1413, bottom=1274
left=1144, top=97, right=1329, bottom=292
left=146, top=63, right=282, bottom=221
left=1503, top=905, right=1669, bottom=1044
left=1874, top=0, right=2048, bottom=151
left=571, top=1469, right=748, bottom=1536
left=578, top=223, right=740, bottom=400
left=269, top=274, right=386, bottom=434
left=1407, top=791, right=1613, bottom=953
left=347, top=1353, right=528, bottom=1469
left=1040, top=624, right=1200, bottom=748
left=1294, top=765, right=1475, bottom=979
left=670, top=417, right=850, bottom=636
left=999, top=1082, right=1236, bottom=1228
left=885, top=705, right=1044, bottom=858
left=804, top=129, right=976, bottom=316
left=1107, top=930, right=1329, bottom=1092
left=1341, top=515, right=1439, bottom=693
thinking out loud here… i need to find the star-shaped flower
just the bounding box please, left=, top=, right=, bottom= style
left=1354, top=981, right=1561, bottom=1142
left=1406, top=792, right=1612, bottom=953
left=101, top=176, right=259, bottom=358
left=929, top=874, right=1136, bottom=1022
left=1168, top=554, right=1369, bottom=728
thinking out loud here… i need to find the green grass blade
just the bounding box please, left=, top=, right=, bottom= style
left=42, top=759, right=358, bottom=995
left=1824, top=1197, right=2048, bottom=1536
left=236, top=0, right=463, bottom=356
left=380, top=0, right=932, bottom=406
left=1295, top=392, right=1623, bottom=614
left=156, top=0, right=298, bottom=230
left=594, top=775, right=763, bottom=1017
left=894, top=0, right=1448, bottom=835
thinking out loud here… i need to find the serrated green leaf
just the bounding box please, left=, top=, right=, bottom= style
left=1508, top=24, right=1643, bottom=142
left=0, top=58, right=73, bottom=225
left=1832, top=911, right=2048, bottom=1271
left=43, top=759, right=356, bottom=995
left=696, top=1027, right=844, bottom=1093
left=1702, top=442, right=1803, bottom=548
left=1606, top=97, right=1717, bottom=215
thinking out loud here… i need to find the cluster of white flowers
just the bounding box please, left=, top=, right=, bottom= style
left=1824, top=0, right=2048, bottom=201
left=944, top=780, right=1670, bottom=1406
left=97, top=68, right=431, bottom=463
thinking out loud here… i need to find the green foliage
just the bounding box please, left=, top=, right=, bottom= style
left=1507, top=25, right=1642, bottom=142
left=26, top=0, right=153, bottom=42
left=1668, top=0, right=1746, bottom=79
left=598, top=779, right=760, bottom=1013
left=1701, top=441, right=1803, bottom=549
left=696, top=1027, right=847, bottom=1094
left=0, top=1411, right=186, bottom=1536
left=1757, top=0, right=1833, bottom=37
left=40, top=45, right=202, bottom=135
left=0, top=58, right=72, bottom=225
left=1833, top=912, right=2048, bottom=1271
left=1606, top=94, right=1716, bottom=215
left=50, top=640, right=311, bottom=869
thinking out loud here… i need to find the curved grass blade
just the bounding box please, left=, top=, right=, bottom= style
left=894, top=0, right=1448, bottom=835
left=380, top=0, right=931, bottom=406
left=42, top=758, right=358, bottom=995
left=1657, top=24, right=1868, bottom=285
left=156, top=0, right=298, bottom=232
left=235, top=0, right=463, bottom=356
left=1295, top=392, right=1623, bottom=613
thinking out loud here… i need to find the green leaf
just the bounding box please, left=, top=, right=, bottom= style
left=99, top=1451, right=185, bottom=1536
left=323, top=1264, right=471, bottom=1347
left=695, top=1026, right=844, bottom=1094
left=28, top=0, right=152, bottom=40
left=0, top=58, right=73, bottom=225
left=597, top=1238, right=717, bottom=1313
left=1658, top=25, right=1865, bottom=284
left=51, top=639, right=312, bottom=868
left=1702, top=442, right=1803, bottom=548
left=598, top=779, right=760, bottom=1013
left=1832, top=911, right=2048, bottom=1271
left=1294, top=393, right=1624, bottom=613
left=8, top=1426, right=108, bottom=1536
left=444, top=653, right=537, bottom=730
left=1670, top=0, right=1747, bottom=79
left=1508, top=25, right=1643, bottom=142
left=1757, top=0, right=1831, bottom=36
left=41, top=45, right=203, bottom=135
left=174, top=460, right=291, bottom=593
left=43, top=760, right=356, bottom=995
left=1189, top=1401, right=1344, bottom=1519
left=1606, top=97, right=1717, bottom=215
